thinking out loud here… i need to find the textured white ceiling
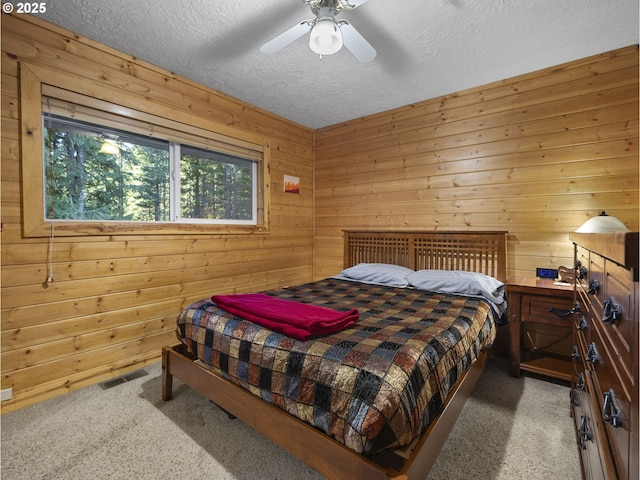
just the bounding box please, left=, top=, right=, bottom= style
left=35, top=0, right=639, bottom=129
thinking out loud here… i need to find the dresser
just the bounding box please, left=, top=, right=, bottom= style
left=569, top=232, right=638, bottom=480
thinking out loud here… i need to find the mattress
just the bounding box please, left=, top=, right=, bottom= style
left=176, top=277, right=497, bottom=455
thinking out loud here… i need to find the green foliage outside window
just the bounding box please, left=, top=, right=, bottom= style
left=180, top=146, right=253, bottom=222
left=44, top=116, right=255, bottom=224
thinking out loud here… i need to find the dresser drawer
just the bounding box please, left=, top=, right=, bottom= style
left=578, top=280, right=600, bottom=323
left=601, top=386, right=631, bottom=480
left=579, top=262, right=635, bottom=387
left=599, top=261, right=635, bottom=382
left=575, top=292, right=594, bottom=345
left=520, top=294, right=574, bottom=326
left=573, top=321, right=588, bottom=366
left=571, top=352, right=588, bottom=417
left=588, top=325, right=631, bottom=480
left=576, top=245, right=590, bottom=289
left=575, top=370, right=617, bottom=479
left=587, top=252, right=606, bottom=311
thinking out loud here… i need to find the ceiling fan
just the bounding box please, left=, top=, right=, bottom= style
left=260, top=0, right=376, bottom=62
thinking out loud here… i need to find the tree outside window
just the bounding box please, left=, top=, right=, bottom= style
left=44, top=115, right=257, bottom=225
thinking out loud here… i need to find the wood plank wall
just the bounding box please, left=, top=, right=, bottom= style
left=313, top=46, right=639, bottom=280
left=1, top=14, right=314, bottom=412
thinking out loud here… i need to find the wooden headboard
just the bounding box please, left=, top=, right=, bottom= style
left=344, top=230, right=508, bottom=282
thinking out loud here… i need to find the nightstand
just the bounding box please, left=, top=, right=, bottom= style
left=507, top=277, right=575, bottom=381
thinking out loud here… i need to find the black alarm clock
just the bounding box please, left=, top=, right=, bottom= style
left=536, top=267, right=558, bottom=279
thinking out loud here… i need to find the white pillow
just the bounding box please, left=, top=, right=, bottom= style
left=337, top=263, right=413, bottom=287
left=408, top=269, right=505, bottom=309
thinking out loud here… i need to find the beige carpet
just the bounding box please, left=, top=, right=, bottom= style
left=0, top=355, right=580, bottom=479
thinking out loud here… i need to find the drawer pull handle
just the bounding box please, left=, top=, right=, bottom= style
left=586, top=343, right=599, bottom=364
left=548, top=301, right=580, bottom=318
left=602, top=389, right=622, bottom=428
left=576, top=316, right=587, bottom=331
left=548, top=307, right=571, bottom=318
left=602, top=298, right=621, bottom=325
left=576, top=372, right=586, bottom=391
left=587, top=279, right=600, bottom=295
left=571, top=389, right=580, bottom=407
left=571, top=345, right=580, bottom=360
left=575, top=261, right=588, bottom=280
left=577, top=414, right=592, bottom=450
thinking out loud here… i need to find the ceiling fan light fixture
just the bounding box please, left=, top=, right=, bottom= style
left=309, top=16, right=343, bottom=55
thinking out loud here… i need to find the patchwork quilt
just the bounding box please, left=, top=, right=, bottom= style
left=176, top=278, right=496, bottom=455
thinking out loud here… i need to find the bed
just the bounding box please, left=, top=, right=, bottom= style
left=162, top=230, right=508, bottom=479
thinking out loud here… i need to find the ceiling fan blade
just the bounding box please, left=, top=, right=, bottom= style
left=340, top=21, right=377, bottom=62
left=260, top=21, right=312, bottom=54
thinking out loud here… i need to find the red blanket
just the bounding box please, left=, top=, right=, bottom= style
left=211, top=293, right=359, bottom=341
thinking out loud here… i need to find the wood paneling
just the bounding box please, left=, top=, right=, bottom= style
left=1, top=14, right=314, bottom=412
left=313, top=45, right=639, bottom=281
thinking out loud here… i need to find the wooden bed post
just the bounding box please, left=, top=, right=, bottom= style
left=161, top=345, right=174, bottom=401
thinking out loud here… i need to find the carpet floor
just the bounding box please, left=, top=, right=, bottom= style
left=0, top=354, right=581, bottom=479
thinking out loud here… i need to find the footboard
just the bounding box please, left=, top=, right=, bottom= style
left=162, top=344, right=408, bottom=480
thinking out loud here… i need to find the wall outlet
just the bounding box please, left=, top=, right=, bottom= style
left=1, top=388, right=13, bottom=401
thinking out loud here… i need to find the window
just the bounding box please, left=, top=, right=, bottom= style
left=44, top=114, right=258, bottom=225
left=176, top=145, right=256, bottom=224
left=20, top=62, right=270, bottom=237
left=44, top=115, right=171, bottom=222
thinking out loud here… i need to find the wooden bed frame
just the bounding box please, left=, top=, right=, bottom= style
left=162, top=230, right=508, bottom=480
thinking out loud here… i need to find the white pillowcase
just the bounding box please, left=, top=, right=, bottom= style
left=337, top=263, right=413, bottom=287
left=407, top=269, right=506, bottom=314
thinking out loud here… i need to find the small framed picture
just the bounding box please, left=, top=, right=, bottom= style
left=284, top=175, right=300, bottom=194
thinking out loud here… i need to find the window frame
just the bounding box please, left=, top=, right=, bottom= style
left=20, top=62, right=271, bottom=237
